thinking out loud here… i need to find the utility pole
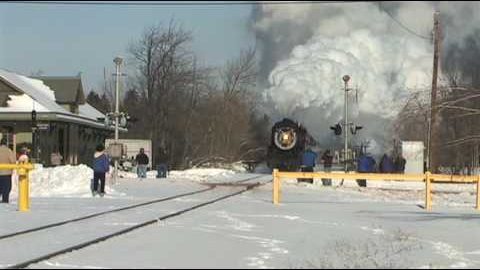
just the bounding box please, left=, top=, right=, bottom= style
left=113, top=57, right=123, bottom=185
left=428, top=11, right=440, bottom=173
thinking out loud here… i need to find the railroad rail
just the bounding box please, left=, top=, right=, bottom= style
left=0, top=175, right=270, bottom=269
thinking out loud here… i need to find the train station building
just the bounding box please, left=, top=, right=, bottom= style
left=0, top=69, right=115, bottom=166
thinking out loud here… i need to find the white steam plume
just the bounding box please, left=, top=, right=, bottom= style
left=254, top=2, right=480, bottom=155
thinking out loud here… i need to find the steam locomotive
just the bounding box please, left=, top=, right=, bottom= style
left=266, top=118, right=315, bottom=171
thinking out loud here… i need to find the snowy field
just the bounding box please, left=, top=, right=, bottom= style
left=0, top=165, right=479, bottom=269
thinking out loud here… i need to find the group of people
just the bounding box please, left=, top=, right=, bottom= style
left=299, top=148, right=334, bottom=185
left=91, top=145, right=150, bottom=197
left=357, top=153, right=406, bottom=174
left=0, top=138, right=151, bottom=202
left=298, top=148, right=406, bottom=188
left=299, top=149, right=336, bottom=185
left=356, top=153, right=406, bottom=187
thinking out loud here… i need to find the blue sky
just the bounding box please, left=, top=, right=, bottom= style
left=0, top=2, right=255, bottom=92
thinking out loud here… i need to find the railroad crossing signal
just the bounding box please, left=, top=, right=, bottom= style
left=104, top=113, right=129, bottom=128
left=330, top=124, right=342, bottom=136
left=331, top=124, right=363, bottom=136
left=350, top=125, right=363, bottom=135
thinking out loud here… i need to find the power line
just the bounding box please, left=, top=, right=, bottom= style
left=1, top=1, right=371, bottom=6
left=379, top=4, right=431, bottom=40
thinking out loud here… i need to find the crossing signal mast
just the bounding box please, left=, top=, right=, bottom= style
left=343, top=75, right=351, bottom=172
left=329, top=75, right=363, bottom=174
left=328, top=75, right=363, bottom=185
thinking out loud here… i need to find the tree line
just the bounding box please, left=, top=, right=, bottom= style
left=87, top=21, right=270, bottom=169
left=394, top=31, right=480, bottom=174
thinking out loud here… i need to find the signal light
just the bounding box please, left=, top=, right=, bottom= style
left=350, top=125, right=363, bottom=135
left=330, top=124, right=342, bottom=136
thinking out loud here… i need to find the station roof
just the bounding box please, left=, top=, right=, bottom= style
left=33, top=76, right=86, bottom=105
left=0, top=69, right=116, bottom=131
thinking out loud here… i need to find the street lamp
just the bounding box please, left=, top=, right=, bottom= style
left=113, top=57, right=123, bottom=185
left=31, top=110, right=38, bottom=162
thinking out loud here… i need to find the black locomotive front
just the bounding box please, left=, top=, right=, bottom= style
left=266, top=118, right=308, bottom=171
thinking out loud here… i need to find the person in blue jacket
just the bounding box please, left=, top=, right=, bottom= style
left=92, top=144, right=110, bottom=197
left=357, top=153, right=376, bottom=187
left=298, top=148, right=318, bottom=184
left=379, top=154, right=395, bottom=173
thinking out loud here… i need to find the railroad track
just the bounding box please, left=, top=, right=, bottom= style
left=0, top=175, right=271, bottom=269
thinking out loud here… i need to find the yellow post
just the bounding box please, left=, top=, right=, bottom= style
left=476, top=175, right=480, bottom=211
left=425, top=172, right=432, bottom=211
left=278, top=171, right=282, bottom=203
left=273, top=169, right=279, bottom=205
left=17, top=166, right=30, bottom=212
left=26, top=173, right=30, bottom=209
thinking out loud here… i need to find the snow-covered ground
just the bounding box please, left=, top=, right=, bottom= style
left=282, top=177, right=478, bottom=209
left=119, top=167, right=240, bottom=183
left=119, top=164, right=251, bottom=184
left=1, top=165, right=479, bottom=269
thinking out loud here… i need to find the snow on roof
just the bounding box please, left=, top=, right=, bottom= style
left=0, top=94, right=50, bottom=112
left=79, top=103, right=105, bottom=120
left=35, top=76, right=86, bottom=104
left=0, top=69, right=114, bottom=130
left=0, top=69, right=69, bottom=114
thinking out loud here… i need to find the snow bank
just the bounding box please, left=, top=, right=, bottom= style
left=118, top=166, right=241, bottom=182
left=12, top=164, right=123, bottom=198
left=228, top=162, right=248, bottom=173
left=117, top=170, right=157, bottom=179
left=197, top=162, right=247, bottom=173
left=168, top=168, right=237, bottom=183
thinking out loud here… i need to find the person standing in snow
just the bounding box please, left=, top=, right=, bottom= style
left=321, top=149, right=333, bottom=186
left=0, top=138, right=16, bottom=203
left=17, top=147, right=29, bottom=164
left=298, top=148, right=317, bottom=184
left=379, top=154, right=395, bottom=173
left=92, top=144, right=110, bottom=197
left=394, top=155, right=406, bottom=174
left=50, top=149, right=63, bottom=167
left=135, top=148, right=149, bottom=179
left=357, top=153, right=376, bottom=187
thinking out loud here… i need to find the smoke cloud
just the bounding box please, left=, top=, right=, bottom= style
left=254, top=1, right=480, bottom=155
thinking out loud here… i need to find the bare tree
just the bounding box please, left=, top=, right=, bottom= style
left=128, top=20, right=196, bottom=165
left=125, top=22, right=267, bottom=169
left=395, top=82, right=480, bottom=173
left=222, top=48, right=257, bottom=99
left=218, top=48, right=258, bottom=159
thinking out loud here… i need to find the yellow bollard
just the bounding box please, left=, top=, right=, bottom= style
left=273, top=169, right=279, bottom=205
left=278, top=171, right=282, bottom=203
left=17, top=167, right=30, bottom=212
left=425, top=172, right=432, bottom=211
left=476, top=175, right=480, bottom=211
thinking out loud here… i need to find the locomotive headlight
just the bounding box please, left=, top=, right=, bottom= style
left=274, top=128, right=297, bottom=151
